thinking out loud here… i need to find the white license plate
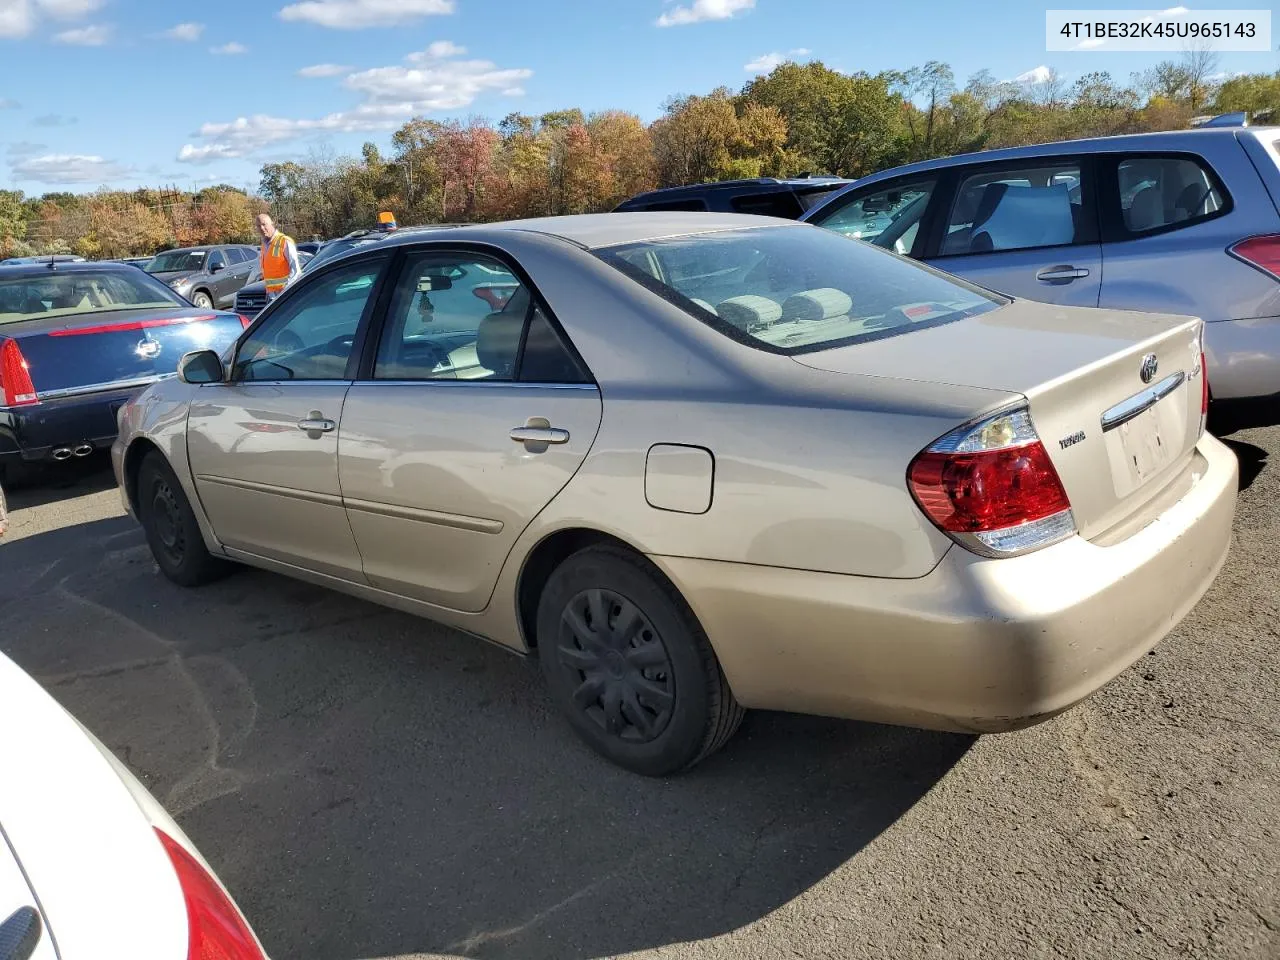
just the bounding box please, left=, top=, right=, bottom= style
left=1105, top=388, right=1186, bottom=498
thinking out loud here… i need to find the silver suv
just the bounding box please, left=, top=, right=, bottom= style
left=802, top=127, right=1280, bottom=401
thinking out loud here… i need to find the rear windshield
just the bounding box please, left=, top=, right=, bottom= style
left=0, top=270, right=185, bottom=323
left=146, top=250, right=207, bottom=273
left=596, top=225, right=1005, bottom=354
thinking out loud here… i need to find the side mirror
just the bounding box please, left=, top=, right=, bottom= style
left=210, top=262, right=225, bottom=274
left=178, top=349, right=225, bottom=384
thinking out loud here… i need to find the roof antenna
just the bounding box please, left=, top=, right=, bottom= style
left=48, top=253, right=57, bottom=271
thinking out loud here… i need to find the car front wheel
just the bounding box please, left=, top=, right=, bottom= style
left=137, top=452, right=232, bottom=587
left=191, top=290, right=214, bottom=309
left=537, top=545, right=744, bottom=776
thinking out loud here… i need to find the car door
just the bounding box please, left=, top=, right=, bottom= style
left=921, top=157, right=1102, bottom=306
left=204, top=249, right=232, bottom=306
left=185, top=254, right=390, bottom=581
left=338, top=249, right=603, bottom=612
left=222, top=247, right=253, bottom=301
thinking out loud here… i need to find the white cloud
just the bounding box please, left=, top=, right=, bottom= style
left=744, top=47, right=809, bottom=73
left=1075, top=37, right=1106, bottom=49
left=53, top=22, right=110, bottom=44
left=0, top=97, right=19, bottom=109
left=656, top=0, right=754, bottom=27
left=422, top=39, right=464, bottom=57
left=278, top=0, right=454, bottom=29
left=298, top=62, right=351, bottom=77
left=180, top=42, right=530, bottom=163
left=0, top=0, right=101, bottom=38
left=0, top=0, right=36, bottom=37
left=11, top=153, right=131, bottom=184
left=210, top=41, right=247, bottom=54
left=31, top=113, right=76, bottom=126
left=1163, top=5, right=1190, bottom=15
left=35, top=0, right=104, bottom=18
left=1015, top=65, right=1054, bottom=85
left=162, top=22, right=204, bottom=40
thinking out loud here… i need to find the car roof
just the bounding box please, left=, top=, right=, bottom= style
left=836, top=126, right=1280, bottom=184
left=375, top=212, right=799, bottom=252
left=0, top=260, right=142, bottom=276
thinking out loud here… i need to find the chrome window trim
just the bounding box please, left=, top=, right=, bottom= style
left=1100, top=371, right=1186, bottom=433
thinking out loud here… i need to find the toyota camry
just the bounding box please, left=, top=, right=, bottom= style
left=112, top=213, right=1237, bottom=776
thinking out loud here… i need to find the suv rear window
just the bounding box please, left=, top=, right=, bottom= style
left=730, top=191, right=804, bottom=219
left=597, top=225, right=1004, bottom=354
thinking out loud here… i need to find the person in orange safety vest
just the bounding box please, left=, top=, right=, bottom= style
left=255, top=213, right=301, bottom=300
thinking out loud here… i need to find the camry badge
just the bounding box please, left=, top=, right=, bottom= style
left=1139, top=353, right=1158, bottom=384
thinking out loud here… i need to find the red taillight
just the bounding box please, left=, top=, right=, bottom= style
left=47, top=315, right=218, bottom=337
left=0, top=338, right=38, bottom=407
left=237, top=314, right=253, bottom=329
left=1228, top=235, right=1280, bottom=280
left=1200, top=350, right=1210, bottom=415
left=908, top=407, right=1075, bottom=557
left=155, top=829, right=265, bottom=960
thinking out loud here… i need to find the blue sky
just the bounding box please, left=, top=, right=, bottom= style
left=0, top=0, right=1275, bottom=195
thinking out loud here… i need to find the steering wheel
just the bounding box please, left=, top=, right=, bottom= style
left=274, top=330, right=304, bottom=353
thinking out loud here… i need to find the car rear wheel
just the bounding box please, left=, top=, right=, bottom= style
left=138, top=452, right=232, bottom=587
left=191, top=290, right=214, bottom=309
left=537, top=545, right=744, bottom=776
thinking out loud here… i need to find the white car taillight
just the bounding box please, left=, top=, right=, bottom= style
left=908, top=407, right=1076, bottom=558
left=155, top=829, right=266, bottom=960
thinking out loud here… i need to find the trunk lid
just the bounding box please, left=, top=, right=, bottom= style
left=3, top=307, right=245, bottom=397
left=793, top=299, right=1205, bottom=540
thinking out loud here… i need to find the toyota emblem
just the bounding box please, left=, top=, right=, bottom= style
left=136, top=336, right=162, bottom=360
left=1139, top=353, right=1158, bottom=384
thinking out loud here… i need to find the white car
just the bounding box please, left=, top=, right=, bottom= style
left=0, top=651, right=268, bottom=959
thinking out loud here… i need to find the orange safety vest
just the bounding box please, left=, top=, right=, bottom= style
left=261, top=231, right=293, bottom=295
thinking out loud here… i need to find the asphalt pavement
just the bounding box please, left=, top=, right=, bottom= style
left=1, top=410, right=1277, bottom=960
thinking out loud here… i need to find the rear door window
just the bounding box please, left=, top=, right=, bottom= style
left=1112, top=155, right=1227, bottom=235
left=939, top=160, right=1090, bottom=256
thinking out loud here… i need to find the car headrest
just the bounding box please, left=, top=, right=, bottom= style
left=1173, top=182, right=1206, bottom=220
left=1126, top=185, right=1162, bottom=232
left=715, top=295, right=782, bottom=332
left=475, top=286, right=531, bottom=378
left=781, top=288, right=853, bottom=322
left=970, top=182, right=1010, bottom=233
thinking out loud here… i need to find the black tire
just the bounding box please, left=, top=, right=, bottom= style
left=537, top=545, right=744, bottom=776
left=137, top=452, right=233, bottom=587
left=191, top=290, right=214, bottom=309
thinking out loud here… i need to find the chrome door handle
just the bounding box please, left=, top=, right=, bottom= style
left=297, top=412, right=336, bottom=437
left=1036, top=265, right=1090, bottom=282
left=510, top=426, right=570, bottom=444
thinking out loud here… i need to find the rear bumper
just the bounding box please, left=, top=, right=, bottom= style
left=0, top=384, right=146, bottom=465
left=1204, top=316, right=1280, bottom=400
left=655, top=433, right=1238, bottom=733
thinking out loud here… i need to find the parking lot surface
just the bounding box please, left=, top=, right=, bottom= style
left=2, top=411, right=1278, bottom=960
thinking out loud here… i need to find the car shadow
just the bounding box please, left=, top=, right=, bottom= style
left=0, top=518, right=974, bottom=960
left=1219, top=438, right=1268, bottom=492
left=4, top=453, right=117, bottom=510
left=1209, top=397, right=1280, bottom=437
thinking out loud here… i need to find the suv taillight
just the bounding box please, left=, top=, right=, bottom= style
left=908, top=407, right=1075, bottom=557
left=1228, top=235, right=1280, bottom=280
left=155, top=829, right=265, bottom=960
left=0, top=338, right=38, bottom=407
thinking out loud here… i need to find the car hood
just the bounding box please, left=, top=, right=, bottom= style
left=238, top=279, right=267, bottom=296
left=0, top=652, right=188, bottom=958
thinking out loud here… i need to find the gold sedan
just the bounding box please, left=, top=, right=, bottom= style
left=112, top=214, right=1237, bottom=776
